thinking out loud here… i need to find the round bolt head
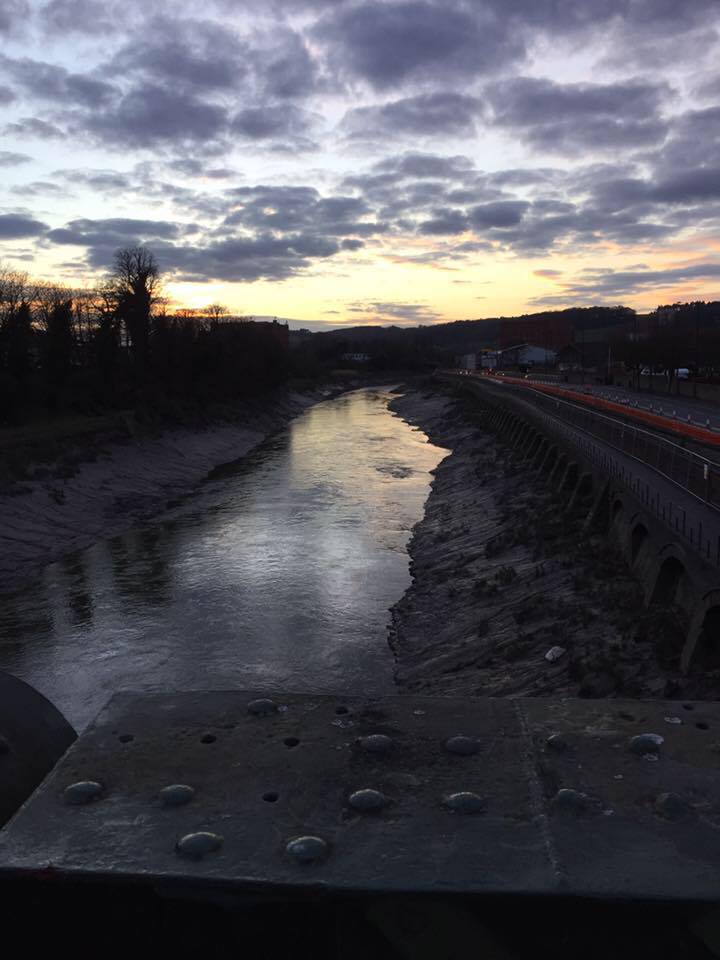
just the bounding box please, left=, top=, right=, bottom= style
left=444, top=735, right=480, bottom=756
left=629, top=733, right=664, bottom=756
left=349, top=789, right=388, bottom=812
left=443, top=792, right=485, bottom=814
left=358, top=734, right=393, bottom=754
left=247, top=698, right=278, bottom=716
left=286, top=835, right=328, bottom=863
left=64, top=781, right=104, bottom=805
left=655, top=792, right=694, bottom=822
left=176, top=831, right=223, bottom=859
left=551, top=788, right=591, bottom=815
left=160, top=784, right=195, bottom=807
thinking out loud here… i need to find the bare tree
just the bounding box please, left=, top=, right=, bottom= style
left=109, top=247, right=160, bottom=375
left=203, top=303, right=230, bottom=322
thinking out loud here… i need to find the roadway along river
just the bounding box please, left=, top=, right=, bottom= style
left=0, top=387, right=448, bottom=730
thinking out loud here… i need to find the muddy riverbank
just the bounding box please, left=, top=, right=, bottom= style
left=389, top=382, right=706, bottom=701
left=0, top=385, right=344, bottom=595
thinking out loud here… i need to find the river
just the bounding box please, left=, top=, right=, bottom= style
left=0, top=387, right=448, bottom=729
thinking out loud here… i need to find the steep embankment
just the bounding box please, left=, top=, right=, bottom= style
left=389, top=383, right=691, bottom=700
left=0, top=387, right=337, bottom=595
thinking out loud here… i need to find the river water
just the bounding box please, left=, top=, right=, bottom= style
left=0, top=388, right=448, bottom=730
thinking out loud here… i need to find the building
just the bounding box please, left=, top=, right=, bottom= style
left=497, top=343, right=556, bottom=371
left=458, top=353, right=477, bottom=371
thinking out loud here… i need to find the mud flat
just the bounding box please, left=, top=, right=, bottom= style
left=389, top=382, right=703, bottom=701
left=0, top=387, right=338, bottom=595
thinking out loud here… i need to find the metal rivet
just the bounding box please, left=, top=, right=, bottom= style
left=443, top=792, right=485, bottom=814
left=248, top=699, right=278, bottom=716
left=160, top=784, right=195, bottom=807
left=286, top=835, right=328, bottom=863
left=444, top=735, right=480, bottom=756
left=64, top=781, right=104, bottom=805
left=546, top=734, right=568, bottom=752
left=349, top=789, right=388, bottom=812
left=358, top=734, right=393, bottom=754
left=629, top=733, right=664, bottom=756
left=655, top=792, right=694, bottom=822
left=551, top=788, right=590, bottom=815
left=176, top=831, right=223, bottom=859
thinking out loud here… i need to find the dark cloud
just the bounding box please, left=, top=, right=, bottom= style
left=46, top=217, right=183, bottom=247
left=316, top=1, right=523, bottom=89
left=0, top=0, right=28, bottom=33
left=3, top=117, right=65, bottom=138
left=347, top=299, right=441, bottom=323
left=231, top=105, right=315, bottom=144
left=0, top=84, right=15, bottom=104
left=0, top=150, right=31, bottom=167
left=55, top=168, right=132, bottom=192
left=418, top=209, right=469, bottom=235
left=530, top=261, right=720, bottom=305
left=342, top=92, right=482, bottom=139
left=83, top=83, right=228, bottom=148
left=487, top=77, right=670, bottom=152
left=222, top=185, right=379, bottom=238
left=110, top=19, right=246, bottom=92
left=0, top=213, right=48, bottom=237
left=470, top=200, right=529, bottom=229
left=0, top=54, right=116, bottom=107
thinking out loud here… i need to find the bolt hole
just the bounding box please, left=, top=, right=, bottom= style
left=200, top=734, right=216, bottom=744
left=683, top=704, right=694, bottom=711
left=335, top=706, right=349, bottom=715
left=284, top=737, right=300, bottom=748
left=696, top=722, right=710, bottom=731
left=619, top=712, right=635, bottom=722
left=118, top=734, right=134, bottom=743
left=262, top=791, right=279, bottom=803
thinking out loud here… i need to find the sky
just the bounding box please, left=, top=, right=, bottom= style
left=1, top=1, right=720, bottom=329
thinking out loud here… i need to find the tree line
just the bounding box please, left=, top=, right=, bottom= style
left=0, top=248, right=289, bottom=424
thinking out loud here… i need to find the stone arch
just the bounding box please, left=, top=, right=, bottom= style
left=630, top=522, right=649, bottom=564
left=694, top=605, right=720, bottom=669
left=649, top=554, right=686, bottom=606
left=612, top=498, right=623, bottom=518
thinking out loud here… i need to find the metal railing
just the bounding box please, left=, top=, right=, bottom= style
left=510, top=382, right=720, bottom=507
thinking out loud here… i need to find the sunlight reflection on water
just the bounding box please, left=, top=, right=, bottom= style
left=0, top=387, right=448, bottom=729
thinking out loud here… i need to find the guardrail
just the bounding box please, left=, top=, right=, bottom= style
left=448, top=372, right=720, bottom=566
left=500, top=379, right=720, bottom=509
left=471, top=372, right=720, bottom=447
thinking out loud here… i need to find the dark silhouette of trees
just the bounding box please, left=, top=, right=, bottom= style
left=110, top=247, right=159, bottom=378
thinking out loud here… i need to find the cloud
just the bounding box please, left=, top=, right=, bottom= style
left=231, top=104, right=316, bottom=144
left=316, top=1, right=523, bottom=89
left=530, top=261, right=720, bottom=304
left=0, top=54, right=117, bottom=108
left=3, top=117, right=66, bottom=138
left=46, top=217, right=183, bottom=247
left=82, top=83, right=228, bottom=148
left=0, top=150, right=31, bottom=167
left=534, top=269, right=562, bottom=277
left=342, top=92, right=483, bottom=140
left=487, top=77, right=670, bottom=152
left=469, top=200, right=529, bottom=229
left=347, top=299, right=441, bottom=323
left=0, top=213, right=48, bottom=237
left=0, top=0, right=28, bottom=34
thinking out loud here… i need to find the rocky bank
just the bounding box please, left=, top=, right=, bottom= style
left=389, top=382, right=700, bottom=701
left=0, top=386, right=340, bottom=595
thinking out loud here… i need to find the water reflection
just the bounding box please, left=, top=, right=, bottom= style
left=0, top=388, right=448, bottom=729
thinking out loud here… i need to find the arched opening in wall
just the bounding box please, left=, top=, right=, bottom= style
left=650, top=556, right=685, bottom=606
left=695, top=606, right=720, bottom=670
left=631, top=523, right=649, bottom=564
left=612, top=499, right=623, bottom=519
